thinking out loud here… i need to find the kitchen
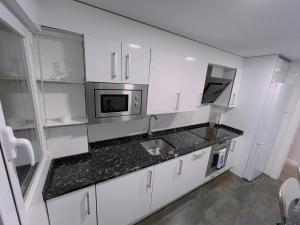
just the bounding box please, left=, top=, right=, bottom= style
left=0, top=0, right=300, bottom=225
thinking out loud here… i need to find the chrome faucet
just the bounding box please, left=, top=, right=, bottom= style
left=147, top=115, right=158, bottom=136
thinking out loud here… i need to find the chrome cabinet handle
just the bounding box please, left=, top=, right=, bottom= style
left=147, top=170, right=153, bottom=188
left=193, top=152, right=206, bottom=160
left=125, top=54, right=131, bottom=79
left=231, top=93, right=236, bottom=106
left=86, top=192, right=90, bottom=215
left=231, top=140, right=236, bottom=152
left=178, top=159, right=183, bottom=175
left=111, top=52, right=117, bottom=79
left=175, top=93, right=181, bottom=111
left=197, top=93, right=203, bottom=108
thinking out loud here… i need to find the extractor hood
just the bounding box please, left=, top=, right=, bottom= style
left=201, top=77, right=232, bottom=104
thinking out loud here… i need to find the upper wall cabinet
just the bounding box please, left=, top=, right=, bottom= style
left=122, top=43, right=150, bottom=84
left=84, top=34, right=122, bottom=83
left=84, top=34, right=150, bottom=84
left=147, top=50, right=206, bottom=115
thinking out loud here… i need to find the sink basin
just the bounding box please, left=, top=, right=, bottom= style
left=141, top=139, right=175, bottom=156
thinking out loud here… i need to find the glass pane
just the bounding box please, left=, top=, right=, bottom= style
left=0, top=21, right=42, bottom=197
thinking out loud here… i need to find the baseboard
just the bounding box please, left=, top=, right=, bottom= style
left=286, top=159, right=299, bottom=167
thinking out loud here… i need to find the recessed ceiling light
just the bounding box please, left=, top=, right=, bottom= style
left=185, top=57, right=196, bottom=61
left=128, top=43, right=142, bottom=49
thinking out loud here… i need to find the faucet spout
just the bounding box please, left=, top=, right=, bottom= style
left=147, top=115, right=158, bottom=136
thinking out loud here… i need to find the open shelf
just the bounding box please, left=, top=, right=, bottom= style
left=45, top=117, right=88, bottom=128
left=12, top=124, right=35, bottom=131
left=0, top=75, right=27, bottom=81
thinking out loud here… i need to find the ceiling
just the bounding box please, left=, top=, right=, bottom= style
left=78, top=0, right=300, bottom=60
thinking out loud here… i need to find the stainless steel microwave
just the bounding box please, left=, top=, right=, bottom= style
left=86, top=82, right=148, bottom=123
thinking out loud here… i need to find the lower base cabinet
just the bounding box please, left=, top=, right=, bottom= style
left=96, top=167, right=154, bottom=225
left=151, top=147, right=211, bottom=212
left=47, top=186, right=97, bottom=225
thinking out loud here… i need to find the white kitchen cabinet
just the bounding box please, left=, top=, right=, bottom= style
left=226, top=137, right=241, bottom=170
left=151, top=158, right=182, bottom=211
left=84, top=34, right=122, bottom=83
left=180, top=147, right=211, bottom=194
left=96, top=167, right=154, bottom=225
left=122, top=43, right=150, bottom=84
left=47, top=186, right=97, bottom=225
left=179, top=60, right=207, bottom=112
left=228, top=69, right=243, bottom=108
left=147, top=50, right=184, bottom=114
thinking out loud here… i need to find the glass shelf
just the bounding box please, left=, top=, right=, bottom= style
left=37, top=79, right=85, bottom=85
left=45, top=117, right=88, bottom=128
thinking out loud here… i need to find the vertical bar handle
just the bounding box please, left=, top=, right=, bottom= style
left=231, top=93, right=236, bottom=106
left=111, top=52, right=117, bottom=79
left=175, top=93, right=181, bottom=111
left=86, top=192, right=90, bottom=215
left=147, top=170, right=153, bottom=188
left=125, top=54, right=131, bottom=79
left=230, top=140, right=236, bottom=152
left=178, top=159, right=183, bottom=175
left=197, top=93, right=203, bottom=108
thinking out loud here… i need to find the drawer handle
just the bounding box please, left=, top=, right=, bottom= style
left=197, top=93, right=203, bottom=108
left=178, top=159, right=183, bottom=175
left=86, top=192, right=90, bottom=215
left=147, top=170, right=153, bottom=188
left=231, top=140, right=236, bottom=152
left=175, top=93, right=181, bottom=111
left=231, top=93, right=236, bottom=105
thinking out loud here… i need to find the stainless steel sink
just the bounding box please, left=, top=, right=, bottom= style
left=141, top=139, right=175, bottom=156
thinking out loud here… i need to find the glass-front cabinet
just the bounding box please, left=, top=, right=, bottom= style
left=0, top=20, right=43, bottom=197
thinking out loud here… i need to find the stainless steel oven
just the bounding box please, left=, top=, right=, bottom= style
left=206, top=139, right=232, bottom=176
left=86, top=83, right=148, bottom=123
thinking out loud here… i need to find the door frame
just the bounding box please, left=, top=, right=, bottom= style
left=0, top=2, right=51, bottom=225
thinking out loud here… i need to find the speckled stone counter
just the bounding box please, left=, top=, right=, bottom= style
left=43, top=123, right=243, bottom=201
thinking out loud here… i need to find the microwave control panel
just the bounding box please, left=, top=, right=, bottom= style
left=132, top=91, right=142, bottom=114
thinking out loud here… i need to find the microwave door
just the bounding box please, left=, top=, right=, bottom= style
left=95, top=90, right=133, bottom=118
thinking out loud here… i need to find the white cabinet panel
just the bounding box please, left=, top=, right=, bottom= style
left=47, top=186, right=97, bottom=225
left=96, top=167, right=154, bottom=225
left=228, top=69, right=243, bottom=108
left=84, top=34, right=121, bottom=83
left=147, top=51, right=183, bottom=114
left=122, top=43, right=150, bottom=84
left=180, top=61, right=207, bottom=112
left=180, top=147, right=211, bottom=194
left=226, top=137, right=240, bottom=170
left=151, top=158, right=182, bottom=212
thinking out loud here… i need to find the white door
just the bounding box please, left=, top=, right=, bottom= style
left=180, top=147, right=211, bottom=194
left=228, top=69, right=243, bottom=108
left=0, top=12, right=44, bottom=225
left=122, top=43, right=150, bottom=84
left=147, top=50, right=183, bottom=114
left=151, top=158, right=182, bottom=212
left=96, top=167, right=154, bottom=225
left=84, top=34, right=122, bottom=83
left=47, top=186, right=97, bottom=225
left=179, top=60, right=207, bottom=112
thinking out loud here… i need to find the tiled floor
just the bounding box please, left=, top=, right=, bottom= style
left=137, top=172, right=282, bottom=225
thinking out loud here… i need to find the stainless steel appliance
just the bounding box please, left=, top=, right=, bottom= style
left=86, top=83, right=148, bottom=123
left=206, top=139, right=232, bottom=176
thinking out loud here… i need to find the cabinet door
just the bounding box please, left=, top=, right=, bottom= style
left=122, top=43, right=150, bottom=84
left=151, top=158, right=182, bottom=212
left=84, top=34, right=121, bottom=83
left=226, top=137, right=241, bottom=171
left=179, top=61, right=207, bottom=112
left=228, top=69, right=243, bottom=108
left=97, top=167, right=154, bottom=225
left=47, top=186, right=97, bottom=225
left=147, top=50, right=183, bottom=114
left=180, top=147, right=211, bottom=194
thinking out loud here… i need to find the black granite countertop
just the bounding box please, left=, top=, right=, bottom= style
left=43, top=123, right=243, bottom=201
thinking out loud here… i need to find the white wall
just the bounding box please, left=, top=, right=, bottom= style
left=287, top=126, right=300, bottom=166
left=37, top=0, right=243, bottom=143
